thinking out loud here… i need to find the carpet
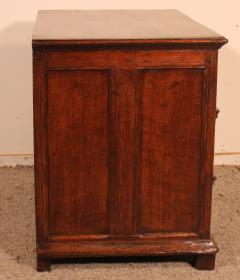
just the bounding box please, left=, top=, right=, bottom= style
left=0, top=166, right=239, bottom=279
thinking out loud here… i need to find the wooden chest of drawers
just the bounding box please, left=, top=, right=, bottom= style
left=32, top=10, right=227, bottom=271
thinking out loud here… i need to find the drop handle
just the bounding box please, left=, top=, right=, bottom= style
left=216, top=108, right=220, bottom=119
left=213, top=175, right=217, bottom=185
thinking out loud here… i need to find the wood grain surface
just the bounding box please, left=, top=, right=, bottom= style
left=33, top=10, right=227, bottom=271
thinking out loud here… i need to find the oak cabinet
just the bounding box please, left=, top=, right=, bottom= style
left=33, top=10, right=227, bottom=271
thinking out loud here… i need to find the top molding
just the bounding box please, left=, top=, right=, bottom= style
left=32, top=10, right=228, bottom=50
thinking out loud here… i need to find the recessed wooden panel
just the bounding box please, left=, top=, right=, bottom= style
left=47, top=69, right=110, bottom=237
left=136, top=68, right=204, bottom=234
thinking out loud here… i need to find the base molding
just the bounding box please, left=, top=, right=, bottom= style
left=37, top=238, right=218, bottom=258
left=36, top=238, right=217, bottom=271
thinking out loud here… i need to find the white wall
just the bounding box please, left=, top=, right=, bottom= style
left=0, top=0, right=239, bottom=165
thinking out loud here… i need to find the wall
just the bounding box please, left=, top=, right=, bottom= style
left=0, top=1, right=239, bottom=165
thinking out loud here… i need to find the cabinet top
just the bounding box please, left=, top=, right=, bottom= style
left=32, top=10, right=227, bottom=48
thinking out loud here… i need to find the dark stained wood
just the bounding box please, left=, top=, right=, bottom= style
left=136, top=68, right=203, bottom=235
left=46, top=50, right=206, bottom=68
left=33, top=10, right=223, bottom=40
left=33, top=39, right=227, bottom=51
left=33, top=10, right=227, bottom=271
left=33, top=50, right=49, bottom=243
left=112, top=69, right=137, bottom=236
left=32, top=11, right=227, bottom=50
left=198, top=50, right=219, bottom=238
left=47, top=69, right=111, bottom=237
left=37, top=239, right=218, bottom=258
left=37, top=256, right=51, bottom=272
left=195, top=254, right=216, bottom=270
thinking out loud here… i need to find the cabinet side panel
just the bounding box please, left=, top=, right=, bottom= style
left=47, top=69, right=110, bottom=236
left=136, top=68, right=204, bottom=234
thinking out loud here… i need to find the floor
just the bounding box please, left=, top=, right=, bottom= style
left=0, top=166, right=239, bottom=280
